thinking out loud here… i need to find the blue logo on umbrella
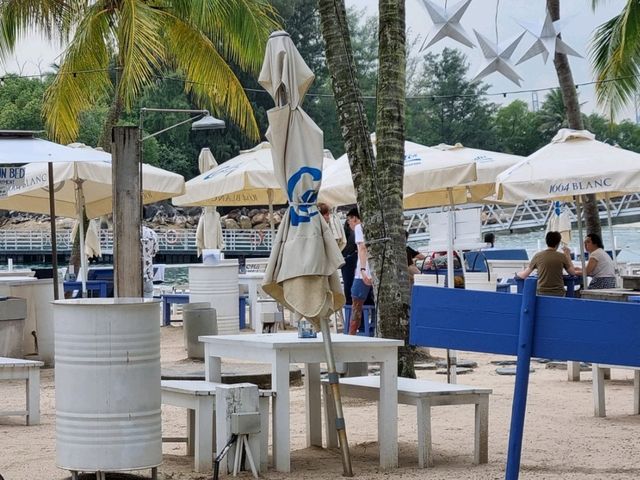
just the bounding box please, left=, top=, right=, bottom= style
left=287, top=166, right=322, bottom=226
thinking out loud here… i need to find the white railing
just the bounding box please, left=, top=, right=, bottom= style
left=0, top=228, right=274, bottom=254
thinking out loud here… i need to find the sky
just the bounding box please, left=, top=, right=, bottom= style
left=1, top=0, right=633, bottom=121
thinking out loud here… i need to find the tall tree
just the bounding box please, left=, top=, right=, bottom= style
left=319, top=0, right=414, bottom=377
left=0, top=0, right=279, bottom=149
left=547, top=0, right=601, bottom=237
left=494, top=100, right=545, bottom=155
left=407, top=48, right=497, bottom=149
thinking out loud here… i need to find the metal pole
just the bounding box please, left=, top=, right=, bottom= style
left=575, top=196, right=588, bottom=289
left=47, top=162, right=59, bottom=300
left=319, top=318, right=353, bottom=476
left=604, top=193, right=619, bottom=282
left=75, top=181, right=88, bottom=296
left=446, top=188, right=457, bottom=384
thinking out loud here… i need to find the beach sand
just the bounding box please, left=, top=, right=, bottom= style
left=1, top=325, right=639, bottom=479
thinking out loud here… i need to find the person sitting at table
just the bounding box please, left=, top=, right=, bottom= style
left=516, top=231, right=577, bottom=297
left=575, top=233, right=617, bottom=289
left=406, top=231, right=426, bottom=280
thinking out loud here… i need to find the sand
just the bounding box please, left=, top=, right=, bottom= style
left=1, top=325, right=640, bottom=480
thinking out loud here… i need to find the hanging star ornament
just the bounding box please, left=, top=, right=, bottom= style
left=516, top=9, right=582, bottom=65
left=472, top=31, right=525, bottom=86
left=419, top=0, right=475, bottom=51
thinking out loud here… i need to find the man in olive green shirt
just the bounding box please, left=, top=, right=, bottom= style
left=517, top=231, right=577, bottom=297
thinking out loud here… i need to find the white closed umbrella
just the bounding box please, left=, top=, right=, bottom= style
left=259, top=31, right=352, bottom=475
left=496, top=129, right=640, bottom=286
left=546, top=202, right=572, bottom=246
left=194, top=148, right=224, bottom=255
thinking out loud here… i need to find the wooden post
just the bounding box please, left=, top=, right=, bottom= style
left=111, top=126, right=142, bottom=297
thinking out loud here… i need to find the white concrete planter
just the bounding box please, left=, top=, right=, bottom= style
left=53, top=298, right=162, bottom=475
left=189, top=260, right=239, bottom=335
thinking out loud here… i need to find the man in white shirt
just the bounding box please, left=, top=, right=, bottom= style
left=141, top=225, right=159, bottom=298
left=346, top=208, right=371, bottom=335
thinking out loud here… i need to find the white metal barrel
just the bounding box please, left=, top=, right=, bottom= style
left=53, top=298, right=162, bottom=473
left=189, top=261, right=239, bottom=335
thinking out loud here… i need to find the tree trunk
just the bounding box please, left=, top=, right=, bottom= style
left=548, top=0, right=601, bottom=237
left=98, top=94, right=124, bottom=153
left=375, top=0, right=414, bottom=377
left=318, top=0, right=415, bottom=377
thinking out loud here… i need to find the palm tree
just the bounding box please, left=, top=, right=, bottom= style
left=547, top=0, right=601, bottom=237
left=319, top=0, right=414, bottom=378
left=0, top=0, right=279, bottom=147
left=590, top=0, right=640, bottom=117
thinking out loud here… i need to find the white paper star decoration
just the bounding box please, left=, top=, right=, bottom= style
left=472, top=30, right=525, bottom=86
left=516, top=9, right=582, bottom=65
left=419, top=0, right=475, bottom=51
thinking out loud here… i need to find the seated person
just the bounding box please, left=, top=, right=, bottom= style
left=484, top=232, right=495, bottom=248
left=575, top=233, right=616, bottom=289
left=517, top=231, right=577, bottom=297
left=405, top=231, right=426, bottom=278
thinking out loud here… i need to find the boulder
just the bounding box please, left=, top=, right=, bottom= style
left=224, top=218, right=239, bottom=229
left=238, top=215, right=252, bottom=229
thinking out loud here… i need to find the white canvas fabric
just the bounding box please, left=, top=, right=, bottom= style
left=71, top=218, right=102, bottom=258
left=259, top=31, right=345, bottom=323
left=318, top=137, right=478, bottom=208
left=496, top=129, right=640, bottom=203
left=0, top=160, right=185, bottom=218
left=196, top=207, right=224, bottom=255
left=198, top=147, right=218, bottom=174
left=546, top=208, right=572, bottom=244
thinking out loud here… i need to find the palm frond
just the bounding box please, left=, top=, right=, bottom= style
left=590, top=0, right=640, bottom=116
left=0, top=0, right=84, bottom=60
left=172, top=0, right=280, bottom=73
left=161, top=14, right=259, bottom=140
left=43, top=3, right=112, bottom=143
left=116, top=0, right=168, bottom=110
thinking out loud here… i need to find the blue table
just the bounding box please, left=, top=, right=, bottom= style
left=63, top=280, right=109, bottom=298
left=161, top=293, right=190, bottom=326
left=515, top=275, right=579, bottom=297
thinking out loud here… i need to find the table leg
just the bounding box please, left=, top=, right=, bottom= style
left=322, top=383, right=339, bottom=448
left=272, top=351, right=291, bottom=472
left=567, top=361, right=581, bottom=381
left=634, top=370, right=640, bottom=415
left=378, top=351, right=398, bottom=469
left=304, top=363, right=322, bottom=447
left=187, top=409, right=195, bottom=456
left=416, top=399, right=431, bottom=468
left=593, top=364, right=606, bottom=417
left=249, top=283, right=258, bottom=331
left=162, top=298, right=170, bottom=326
left=194, top=396, right=214, bottom=472
left=26, top=366, right=40, bottom=425
left=205, top=345, right=222, bottom=382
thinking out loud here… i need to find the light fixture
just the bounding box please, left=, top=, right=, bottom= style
left=191, top=114, right=225, bottom=131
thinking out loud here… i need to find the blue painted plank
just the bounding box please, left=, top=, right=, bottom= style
left=410, top=285, right=640, bottom=367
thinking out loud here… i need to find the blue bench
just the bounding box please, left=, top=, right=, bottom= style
left=161, top=293, right=249, bottom=328
left=465, top=249, right=529, bottom=272
left=410, top=279, right=640, bottom=479
left=63, top=280, right=109, bottom=298
left=342, top=305, right=376, bottom=336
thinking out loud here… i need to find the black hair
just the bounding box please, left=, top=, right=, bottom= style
left=346, top=207, right=360, bottom=219
left=545, top=231, right=562, bottom=248
left=483, top=232, right=495, bottom=246
left=586, top=233, right=604, bottom=249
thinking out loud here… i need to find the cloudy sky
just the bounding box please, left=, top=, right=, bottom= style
left=2, top=0, right=632, bottom=120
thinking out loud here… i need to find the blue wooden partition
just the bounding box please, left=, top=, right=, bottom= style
left=410, top=279, right=640, bottom=479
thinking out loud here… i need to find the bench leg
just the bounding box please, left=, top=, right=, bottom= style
left=26, top=367, right=40, bottom=425
left=305, top=363, right=323, bottom=447
left=567, top=361, right=581, bottom=381
left=593, top=364, right=606, bottom=417
left=194, top=397, right=214, bottom=473
left=475, top=397, right=489, bottom=464
left=416, top=399, right=432, bottom=467
left=634, top=370, right=640, bottom=415
left=322, top=383, right=339, bottom=448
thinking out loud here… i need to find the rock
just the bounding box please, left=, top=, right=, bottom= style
left=253, top=222, right=270, bottom=230
left=436, top=359, right=478, bottom=369
left=251, top=212, right=267, bottom=225
left=224, top=218, right=239, bottom=229
left=238, top=215, right=252, bottom=229
left=496, top=367, right=535, bottom=375
left=436, top=367, right=474, bottom=375
left=414, top=362, right=437, bottom=370
left=247, top=208, right=261, bottom=218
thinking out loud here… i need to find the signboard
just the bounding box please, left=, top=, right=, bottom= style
left=0, top=167, right=26, bottom=197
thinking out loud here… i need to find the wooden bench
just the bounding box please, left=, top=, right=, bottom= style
left=322, top=375, right=491, bottom=467
left=0, top=357, right=44, bottom=425
left=160, top=380, right=273, bottom=473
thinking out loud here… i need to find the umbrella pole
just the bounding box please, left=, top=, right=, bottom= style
left=268, top=189, right=275, bottom=239
left=319, top=317, right=353, bottom=477
left=604, top=193, right=619, bottom=283
left=75, top=181, right=89, bottom=297
left=575, top=196, right=588, bottom=290
left=446, top=189, right=457, bottom=384
left=47, top=162, right=60, bottom=300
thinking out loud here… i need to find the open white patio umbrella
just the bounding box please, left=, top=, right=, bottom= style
left=194, top=148, right=224, bottom=255
left=496, top=128, right=640, bottom=286
left=0, top=156, right=184, bottom=293
left=0, top=132, right=113, bottom=298
left=258, top=31, right=352, bottom=475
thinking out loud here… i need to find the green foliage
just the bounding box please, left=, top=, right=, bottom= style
left=0, top=75, right=47, bottom=131
left=406, top=48, right=498, bottom=149
left=494, top=100, right=545, bottom=155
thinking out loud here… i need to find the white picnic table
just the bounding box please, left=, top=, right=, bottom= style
left=199, top=332, right=402, bottom=472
